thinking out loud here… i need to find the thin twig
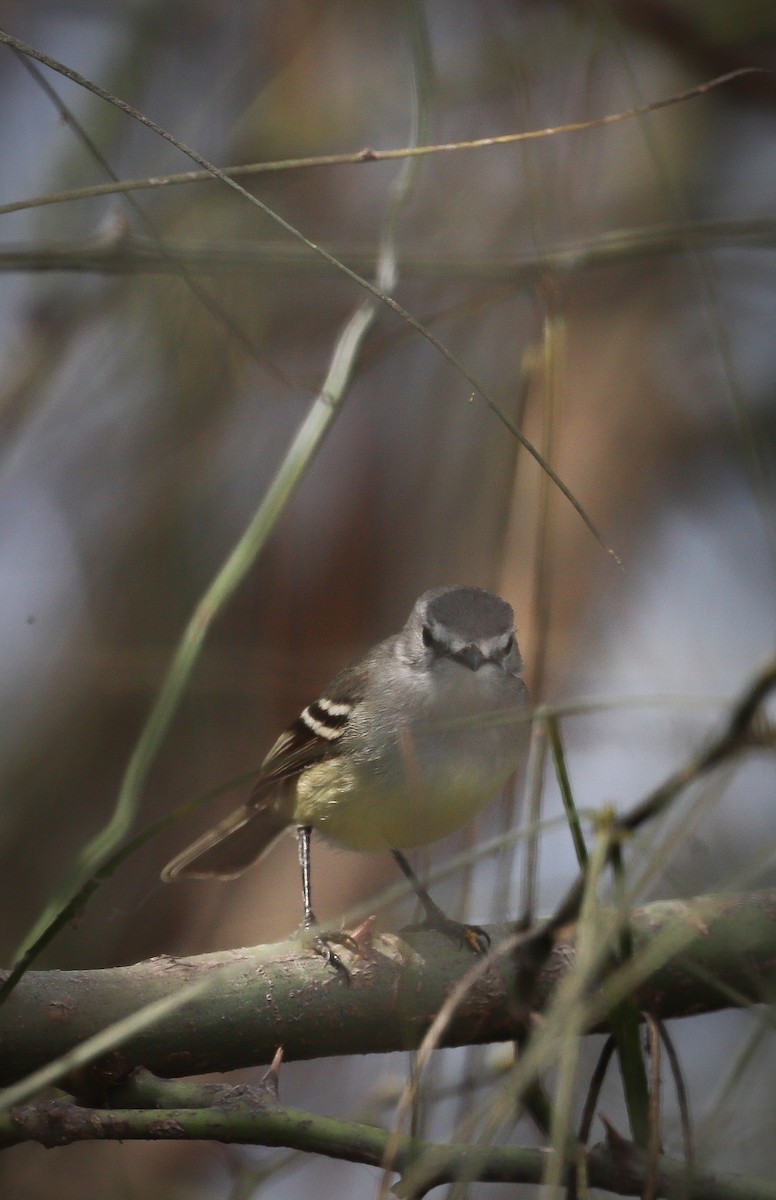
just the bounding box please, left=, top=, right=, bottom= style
left=0, top=68, right=764, bottom=218
left=0, top=24, right=618, bottom=564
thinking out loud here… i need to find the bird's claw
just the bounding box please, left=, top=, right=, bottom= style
left=402, top=912, right=491, bottom=955
left=309, top=929, right=359, bottom=983
left=462, top=923, right=491, bottom=955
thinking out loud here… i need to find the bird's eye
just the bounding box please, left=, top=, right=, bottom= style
left=422, top=625, right=435, bottom=649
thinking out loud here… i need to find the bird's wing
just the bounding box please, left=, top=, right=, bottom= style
left=248, top=657, right=372, bottom=804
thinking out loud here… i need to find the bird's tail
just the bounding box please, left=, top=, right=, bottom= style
left=161, top=804, right=289, bottom=881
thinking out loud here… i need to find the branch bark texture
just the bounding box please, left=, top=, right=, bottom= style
left=1, top=890, right=775, bottom=1086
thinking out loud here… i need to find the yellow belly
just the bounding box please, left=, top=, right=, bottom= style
left=292, top=755, right=513, bottom=851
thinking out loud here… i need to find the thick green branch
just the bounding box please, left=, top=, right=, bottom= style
left=0, top=891, right=775, bottom=1087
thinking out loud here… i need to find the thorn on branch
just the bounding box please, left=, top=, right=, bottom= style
left=260, top=1046, right=283, bottom=1100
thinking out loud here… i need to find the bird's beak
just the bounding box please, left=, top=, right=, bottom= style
left=455, top=644, right=486, bottom=671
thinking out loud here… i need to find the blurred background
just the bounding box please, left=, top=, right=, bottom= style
left=0, top=1, right=775, bottom=1196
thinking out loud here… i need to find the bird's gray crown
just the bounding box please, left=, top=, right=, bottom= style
left=418, top=586, right=514, bottom=640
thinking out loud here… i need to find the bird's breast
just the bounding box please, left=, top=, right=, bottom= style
left=294, top=688, right=528, bottom=851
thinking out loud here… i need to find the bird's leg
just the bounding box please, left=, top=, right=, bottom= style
left=297, top=824, right=318, bottom=929
left=391, top=848, right=490, bottom=954
left=296, top=825, right=356, bottom=980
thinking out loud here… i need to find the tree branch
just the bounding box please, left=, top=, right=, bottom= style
left=2, top=1069, right=776, bottom=1199
left=1, top=890, right=775, bottom=1087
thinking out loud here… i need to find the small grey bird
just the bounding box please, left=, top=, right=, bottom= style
left=163, top=585, right=530, bottom=971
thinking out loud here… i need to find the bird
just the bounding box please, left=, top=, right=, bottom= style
left=162, top=585, right=530, bottom=974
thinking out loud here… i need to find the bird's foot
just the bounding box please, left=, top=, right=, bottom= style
left=301, top=923, right=359, bottom=983
left=401, top=907, right=490, bottom=955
